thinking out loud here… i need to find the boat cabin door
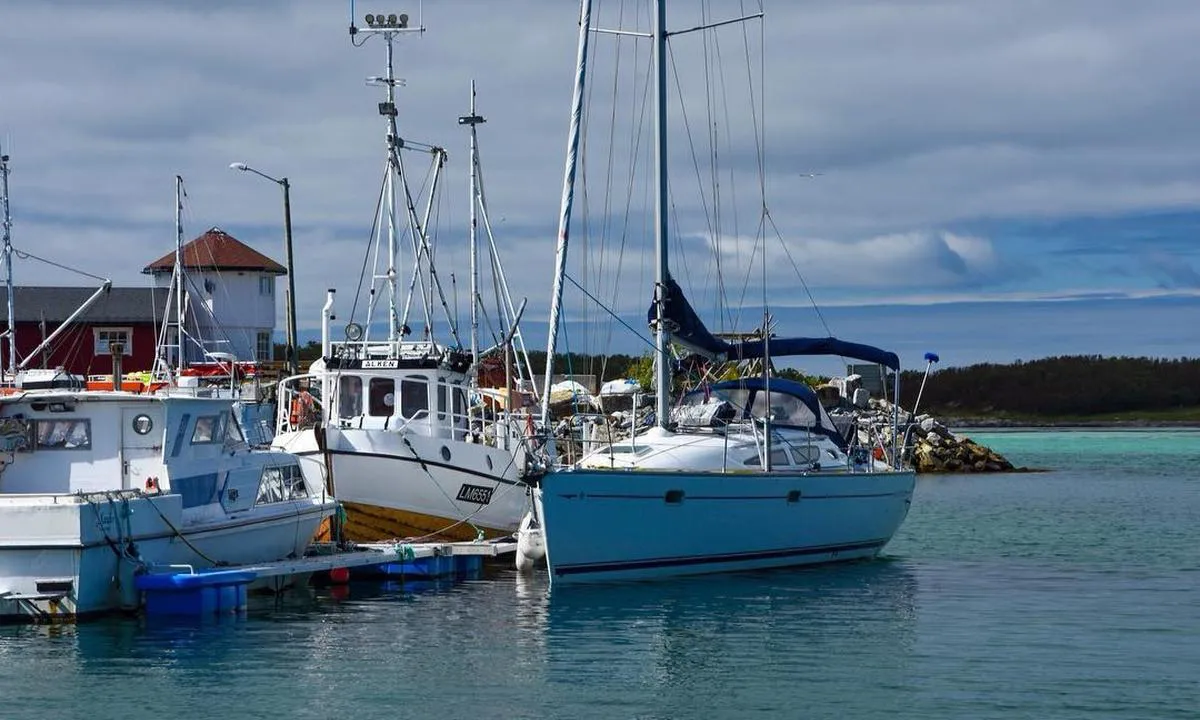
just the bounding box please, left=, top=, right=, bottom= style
left=121, top=407, right=165, bottom=491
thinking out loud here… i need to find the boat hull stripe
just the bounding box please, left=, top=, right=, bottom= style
left=295, top=448, right=526, bottom=487
left=553, top=539, right=888, bottom=576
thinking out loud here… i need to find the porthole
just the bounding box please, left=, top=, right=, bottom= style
left=441, top=446, right=451, bottom=462
left=132, top=414, right=154, bottom=435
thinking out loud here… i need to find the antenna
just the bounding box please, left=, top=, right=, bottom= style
left=349, top=0, right=424, bottom=38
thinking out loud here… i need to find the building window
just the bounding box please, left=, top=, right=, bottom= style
left=256, top=331, right=272, bottom=361
left=259, top=276, right=274, bottom=296
left=94, top=327, right=132, bottom=356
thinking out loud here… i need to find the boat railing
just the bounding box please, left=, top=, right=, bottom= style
left=276, top=374, right=324, bottom=435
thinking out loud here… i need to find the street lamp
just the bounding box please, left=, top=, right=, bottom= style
left=229, top=162, right=299, bottom=376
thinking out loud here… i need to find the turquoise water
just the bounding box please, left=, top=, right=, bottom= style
left=2, top=430, right=1198, bottom=719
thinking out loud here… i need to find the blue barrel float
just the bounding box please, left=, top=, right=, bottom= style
left=136, top=568, right=258, bottom=617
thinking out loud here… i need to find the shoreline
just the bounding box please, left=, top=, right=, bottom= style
left=946, top=418, right=1200, bottom=430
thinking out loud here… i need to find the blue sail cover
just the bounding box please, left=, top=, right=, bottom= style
left=650, top=277, right=731, bottom=356
left=650, top=276, right=901, bottom=370
left=727, top=337, right=900, bottom=371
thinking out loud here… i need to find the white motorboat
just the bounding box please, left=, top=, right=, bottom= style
left=0, top=382, right=336, bottom=620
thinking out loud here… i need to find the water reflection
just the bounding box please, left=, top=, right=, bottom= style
left=531, top=560, right=920, bottom=714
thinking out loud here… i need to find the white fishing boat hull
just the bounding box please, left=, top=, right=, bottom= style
left=0, top=491, right=332, bottom=620
left=275, top=426, right=531, bottom=542
left=536, top=467, right=915, bottom=583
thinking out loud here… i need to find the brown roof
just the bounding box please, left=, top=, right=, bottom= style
left=142, top=227, right=286, bottom=275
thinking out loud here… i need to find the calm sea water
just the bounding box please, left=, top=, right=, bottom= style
left=2, top=429, right=1197, bottom=719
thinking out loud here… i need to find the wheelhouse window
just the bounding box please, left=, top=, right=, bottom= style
left=400, top=378, right=428, bottom=418
left=452, top=385, right=468, bottom=438
left=452, top=385, right=466, bottom=419
left=437, top=383, right=447, bottom=420
left=35, top=419, right=91, bottom=450
left=256, top=464, right=310, bottom=505
left=191, top=415, right=222, bottom=444
left=225, top=410, right=245, bottom=444
left=94, top=327, right=132, bottom=356
left=369, top=377, right=396, bottom=416
left=339, top=376, right=363, bottom=417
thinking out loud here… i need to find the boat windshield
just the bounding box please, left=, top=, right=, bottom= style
left=681, top=387, right=820, bottom=427
left=679, top=380, right=846, bottom=447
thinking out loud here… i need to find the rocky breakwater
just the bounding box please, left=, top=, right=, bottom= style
left=905, top=415, right=1026, bottom=473
left=831, top=396, right=1028, bottom=474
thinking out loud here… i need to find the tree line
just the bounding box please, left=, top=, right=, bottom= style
left=897, top=355, right=1200, bottom=417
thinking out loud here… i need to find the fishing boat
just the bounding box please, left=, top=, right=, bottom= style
left=524, top=0, right=917, bottom=583
left=0, top=158, right=337, bottom=620
left=270, top=14, right=538, bottom=543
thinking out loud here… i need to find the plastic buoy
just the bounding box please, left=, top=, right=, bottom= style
left=329, top=566, right=351, bottom=584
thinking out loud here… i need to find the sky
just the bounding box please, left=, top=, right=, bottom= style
left=2, top=0, right=1199, bottom=374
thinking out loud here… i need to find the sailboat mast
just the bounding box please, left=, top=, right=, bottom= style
left=1, top=147, right=14, bottom=380
left=652, top=0, right=671, bottom=427
left=541, top=0, right=593, bottom=427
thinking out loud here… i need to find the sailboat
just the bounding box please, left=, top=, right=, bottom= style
left=270, top=15, right=538, bottom=543
left=0, top=159, right=337, bottom=620
left=527, top=1, right=917, bottom=583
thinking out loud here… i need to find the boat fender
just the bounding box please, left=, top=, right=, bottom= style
left=515, top=511, right=546, bottom=572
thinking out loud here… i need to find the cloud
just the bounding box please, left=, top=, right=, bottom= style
left=2, top=0, right=1199, bottom=346
left=1144, top=252, right=1200, bottom=290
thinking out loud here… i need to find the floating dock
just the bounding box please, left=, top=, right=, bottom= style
left=136, top=538, right=517, bottom=618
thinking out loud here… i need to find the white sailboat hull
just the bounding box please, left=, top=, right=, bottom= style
left=276, top=427, right=531, bottom=542
left=536, top=467, right=915, bottom=583
left=0, top=492, right=332, bottom=620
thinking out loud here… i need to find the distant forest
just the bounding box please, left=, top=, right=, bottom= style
left=290, top=342, right=1200, bottom=418
left=897, top=355, right=1200, bottom=418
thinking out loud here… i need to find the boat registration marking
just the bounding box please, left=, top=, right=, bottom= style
left=456, top=484, right=494, bottom=505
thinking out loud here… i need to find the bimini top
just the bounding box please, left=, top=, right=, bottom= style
left=679, top=378, right=846, bottom=447
left=651, top=276, right=901, bottom=370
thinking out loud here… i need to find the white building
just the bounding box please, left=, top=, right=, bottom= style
left=142, top=227, right=286, bottom=364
